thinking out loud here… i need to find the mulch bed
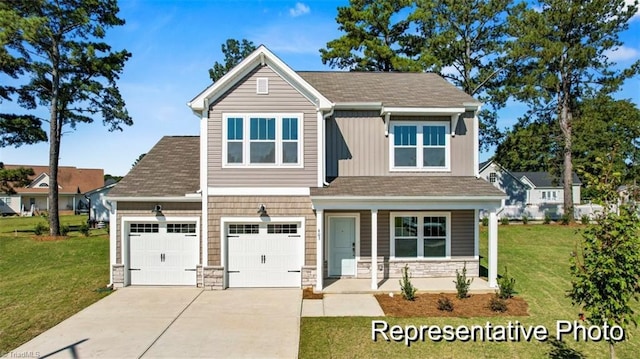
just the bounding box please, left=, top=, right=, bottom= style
left=375, top=293, right=529, bottom=317
left=33, top=235, right=67, bottom=241
left=302, top=287, right=324, bottom=299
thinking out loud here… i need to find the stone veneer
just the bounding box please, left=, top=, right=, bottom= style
left=202, top=266, right=224, bottom=290
left=356, top=258, right=479, bottom=278
left=301, top=266, right=316, bottom=287
left=112, top=264, right=125, bottom=288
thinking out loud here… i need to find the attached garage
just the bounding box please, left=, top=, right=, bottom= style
left=128, top=221, right=199, bottom=286
left=225, top=220, right=304, bottom=288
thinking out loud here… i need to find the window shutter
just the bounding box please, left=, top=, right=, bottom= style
left=256, top=78, right=269, bottom=94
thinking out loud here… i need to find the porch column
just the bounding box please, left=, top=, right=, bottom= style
left=316, top=209, right=324, bottom=292
left=371, top=209, right=378, bottom=290
left=488, top=210, right=498, bottom=288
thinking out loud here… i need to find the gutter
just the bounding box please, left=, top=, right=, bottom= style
left=321, top=108, right=335, bottom=187
left=104, top=196, right=202, bottom=202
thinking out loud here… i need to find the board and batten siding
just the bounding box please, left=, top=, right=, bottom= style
left=208, top=65, right=318, bottom=187
left=326, top=111, right=476, bottom=177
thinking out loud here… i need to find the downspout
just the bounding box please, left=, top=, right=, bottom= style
left=322, top=108, right=334, bottom=187
left=103, top=198, right=115, bottom=288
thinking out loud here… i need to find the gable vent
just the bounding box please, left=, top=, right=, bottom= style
left=256, top=78, right=269, bottom=94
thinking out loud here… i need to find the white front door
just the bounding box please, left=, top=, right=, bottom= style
left=329, top=217, right=356, bottom=276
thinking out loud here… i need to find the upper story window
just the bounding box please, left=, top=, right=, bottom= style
left=223, top=114, right=303, bottom=168
left=389, top=121, right=450, bottom=171
left=489, top=172, right=497, bottom=183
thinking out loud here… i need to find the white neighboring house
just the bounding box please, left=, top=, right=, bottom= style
left=512, top=171, right=581, bottom=205
left=84, top=183, right=117, bottom=224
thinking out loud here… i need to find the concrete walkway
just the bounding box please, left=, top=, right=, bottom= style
left=301, top=294, right=384, bottom=317
left=9, top=287, right=301, bottom=359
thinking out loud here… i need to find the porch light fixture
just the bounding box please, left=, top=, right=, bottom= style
left=152, top=204, right=163, bottom=216
left=257, top=204, right=267, bottom=216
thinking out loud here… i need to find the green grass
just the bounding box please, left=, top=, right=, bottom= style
left=299, top=225, right=640, bottom=358
left=0, top=216, right=110, bottom=355
left=0, top=214, right=91, bottom=234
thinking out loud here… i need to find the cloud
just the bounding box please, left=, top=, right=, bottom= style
left=289, top=2, right=310, bottom=17
left=604, top=45, right=640, bottom=62
left=249, top=19, right=339, bottom=55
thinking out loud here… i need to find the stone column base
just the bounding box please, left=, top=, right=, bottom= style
left=301, top=266, right=316, bottom=287
left=112, top=264, right=125, bottom=288
left=203, top=266, right=224, bottom=290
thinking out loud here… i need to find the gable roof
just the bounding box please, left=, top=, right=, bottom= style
left=108, top=136, right=200, bottom=198
left=297, top=71, right=479, bottom=108
left=511, top=171, right=582, bottom=187
left=3, top=164, right=104, bottom=194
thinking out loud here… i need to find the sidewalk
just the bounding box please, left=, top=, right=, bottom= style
left=301, top=294, right=385, bottom=317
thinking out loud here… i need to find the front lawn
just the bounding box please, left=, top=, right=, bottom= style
left=0, top=216, right=110, bottom=355
left=299, top=225, right=640, bottom=358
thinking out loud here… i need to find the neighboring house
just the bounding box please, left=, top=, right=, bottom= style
left=106, top=46, right=505, bottom=291
left=478, top=160, right=528, bottom=205
left=1, top=165, right=104, bottom=216
left=84, top=183, right=117, bottom=224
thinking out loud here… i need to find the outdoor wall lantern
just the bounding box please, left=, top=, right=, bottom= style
left=257, top=204, right=267, bottom=216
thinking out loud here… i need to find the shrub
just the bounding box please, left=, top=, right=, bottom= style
left=60, top=224, right=70, bottom=236
left=497, top=266, right=516, bottom=299
left=79, top=221, right=90, bottom=237
left=581, top=214, right=590, bottom=225
left=481, top=216, right=489, bottom=226
left=33, top=222, right=48, bottom=236
left=399, top=264, right=417, bottom=301
left=521, top=215, right=529, bottom=225
left=543, top=213, right=551, bottom=224
left=500, top=216, right=509, bottom=225
left=437, top=297, right=454, bottom=312
left=489, top=295, right=508, bottom=312
left=560, top=213, right=571, bottom=225
left=453, top=262, right=473, bottom=299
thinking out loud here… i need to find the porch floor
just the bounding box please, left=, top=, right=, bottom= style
left=320, top=277, right=494, bottom=294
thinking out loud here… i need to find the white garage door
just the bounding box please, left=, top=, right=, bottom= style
left=129, top=222, right=199, bottom=285
left=227, top=222, right=303, bottom=287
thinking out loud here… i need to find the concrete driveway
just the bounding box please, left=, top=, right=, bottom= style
left=10, top=287, right=302, bottom=359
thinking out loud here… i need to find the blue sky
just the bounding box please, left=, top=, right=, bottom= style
left=1, top=0, right=639, bottom=176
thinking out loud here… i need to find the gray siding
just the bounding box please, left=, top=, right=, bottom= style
left=208, top=65, right=318, bottom=187
left=450, top=210, right=475, bottom=257
left=326, top=111, right=475, bottom=177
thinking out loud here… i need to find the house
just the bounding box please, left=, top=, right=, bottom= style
left=84, top=183, right=117, bottom=224
left=0, top=165, right=104, bottom=216
left=106, top=46, right=505, bottom=291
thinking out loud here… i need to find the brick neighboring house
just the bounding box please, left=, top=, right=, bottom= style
left=0, top=165, right=104, bottom=216
left=106, top=46, right=505, bottom=290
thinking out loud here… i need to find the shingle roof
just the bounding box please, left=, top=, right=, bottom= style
left=511, top=171, right=582, bottom=187
left=3, top=164, right=103, bottom=194
left=297, top=71, right=478, bottom=108
left=109, top=136, right=200, bottom=197
left=310, top=176, right=505, bottom=197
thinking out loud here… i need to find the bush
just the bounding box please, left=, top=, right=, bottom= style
left=500, top=216, right=509, bottom=225
left=581, top=214, right=590, bottom=225
left=560, top=213, right=571, bottom=225
left=399, top=265, right=417, bottom=301
left=79, top=221, right=90, bottom=237
left=60, top=224, right=70, bottom=236
left=453, top=262, right=473, bottom=299
left=543, top=213, right=551, bottom=224
left=497, top=266, right=516, bottom=299
left=521, top=215, right=529, bottom=225
left=481, top=216, right=489, bottom=226
left=33, top=222, right=48, bottom=236
left=489, top=295, right=508, bottom=312
left=437, top=297, right=454, bottom=312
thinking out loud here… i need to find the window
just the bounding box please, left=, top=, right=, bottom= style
left=391, top=212, right=450, bottom=258
left=390, top=122, right=450, bottom=171
left=228, top=224, right=259, bottom=235
left=267, top=223, right=298, bottom=234
left=0, top=197, right=11, bottom=206
left=130, top=223, right=159, bottom=233
left=167, top=223, right=196, bottom=233
left=489, top=172, right=497, bottom=183
left=223, top=114, right=302, bottom=167
left=38, top=183, right=49, bottom=187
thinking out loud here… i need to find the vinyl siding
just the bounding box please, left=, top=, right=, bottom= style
left=326, top=111, right=476, bottom=177
left=208, top=65, right=318, bottom=187
left=207, top=196, right=316, bottom=267
left=450, top=210, right=475, bottom=257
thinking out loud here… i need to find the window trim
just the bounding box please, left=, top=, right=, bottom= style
left=389, top=121, right=450, bottom=172
left=389, top=211, right=451, bottom=260
left=222, top=113, right=304, bottom=168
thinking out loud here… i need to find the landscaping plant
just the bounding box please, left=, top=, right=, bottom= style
left=453, top=262, right=473, bottom=299
left=489, top=295, right=508, bottom=312
left=500, top=216, right=509, bottom=225
left=543, top=213, right=551, bottom=224
left=581, top=214, right=590, bottom=225
left=33, top=222, right=48, bottom=236
left=560, top=213, right=571, bottom=225
left=60, top=224, right=69, bottom=236
left=399, top=264, right=417, bottom=301
left=481, top=216, right=489, bottom=226
left=497, top=266, right=516, bottom=299
left=437, top=297, right=454, bottom=312
left=79, top=221, right=90, bottom=237
left=521, top=215, right=529, bottom=225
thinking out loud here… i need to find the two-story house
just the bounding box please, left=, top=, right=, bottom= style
left=106, top=46, right=505, bottom=291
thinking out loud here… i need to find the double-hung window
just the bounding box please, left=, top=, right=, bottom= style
left=223, top=114, right=303, bottom=167
left=391, top=212, right=450, bottom=259
left=390, top=121, right=450, bottom=171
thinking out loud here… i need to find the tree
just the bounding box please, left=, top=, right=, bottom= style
left=0, top=115, right=47, bottom=147
left=131, top=153, right=146, bottom=168
left=568, top=158, right=640, bottom=359
left=320, top=0, right=418, bottom=72
left=1, top=0, right=132, bottom=235
left=506, top=0, right=640, bottom=220
left=493, top=119, right=559, bottom=172
left=0, top=162, right=34, bottom=194
left=209, top=39, right=256, bottom=82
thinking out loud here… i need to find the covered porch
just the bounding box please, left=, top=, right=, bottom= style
left=310, top=176, right=505, bottom=292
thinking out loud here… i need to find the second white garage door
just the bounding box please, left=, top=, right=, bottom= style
left=227, top=222, right=303, bottom=287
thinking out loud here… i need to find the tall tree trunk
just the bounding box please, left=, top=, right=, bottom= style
left=48, top=38, right=60, bottom=236
left=560, top=100, right=574, bottom=221
left=610, top=342, right=615, bottom=359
